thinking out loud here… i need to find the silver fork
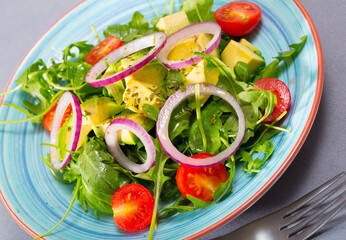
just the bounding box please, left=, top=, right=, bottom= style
left=216, top=172, right=345, bottom=240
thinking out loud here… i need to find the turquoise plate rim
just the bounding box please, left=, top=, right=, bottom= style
left=0, top=0, right=323, bottom=239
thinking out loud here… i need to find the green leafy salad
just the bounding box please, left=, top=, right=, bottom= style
left=0, top=0, right=307, bottom=239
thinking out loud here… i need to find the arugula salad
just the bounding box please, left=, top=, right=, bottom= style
left=0, top=0, right=307, bottom=239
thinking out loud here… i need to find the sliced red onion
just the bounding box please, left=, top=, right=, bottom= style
left=85, top=32, right=167, bottom=87
left=156, top=21, right=221, bottom=69
left=156, top=83, right=245, bottom=167
left=50, top=92, right=82, bottom=170
left=105, top=118, right=156, bottom=173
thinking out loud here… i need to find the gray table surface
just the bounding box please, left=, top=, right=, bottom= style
left=0, top=0, right=345, bottom=239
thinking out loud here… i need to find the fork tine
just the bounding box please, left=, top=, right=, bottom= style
left=289, top=199, right=346, bottom=240
left=283, top=172, right=345, bottom=216
left=286, top=190, right=345, bottom=236
left=282, top=180, right=345, bottom=227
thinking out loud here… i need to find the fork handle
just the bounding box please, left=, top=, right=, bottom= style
left=215, top=211, right=284, bottom=240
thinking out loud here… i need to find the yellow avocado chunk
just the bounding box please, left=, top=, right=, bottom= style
left=102, top=63, right=125, bottom=105
left=167, top=35, right=201, bottom=61
left=117, top=113, right=155, bottom=145
left=130, top=61, right=168, bottom=88
left=166, top=33, right=220, bottom=104
left=92, top=113, right=155, bottom=145
left=167, top=34, right=220, bottom=62
left=58, top=115, right=92, bottom=156
left=239, top=38, right=261, bottom=55
left=81, top=97, right=124, bottom=126
left=118, top=51, right=167, bottom=117
left=123, top=77, right=164, bottom=116
left=185, top=59, right=219, bottom=104
left=156, top=11, right=190, bottom=36
left=221, top=40, right=264, bottom=74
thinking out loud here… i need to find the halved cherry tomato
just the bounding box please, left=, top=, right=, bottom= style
left=255, top=78, right=291, bottom=123
left=214, top=1, right=261, bottom=37
left=85, top=36, right=123, bottom=66
left=43, top=103, right=72, bottom=131
left=176, top=153, right=229, bottom=202
left=111, top=184, right=154, bottom=232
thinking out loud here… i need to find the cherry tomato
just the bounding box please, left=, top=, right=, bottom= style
left=111, top=184, right=154, bottom=232
left=43, top=103, right=72, bottom=131
left=85, top=36, right=123, bottom=66
left=214, top=1, right=261, bottom=37
left=176, top=153, right=229, bottom=202
left=255, top=78, right=291, bottom=123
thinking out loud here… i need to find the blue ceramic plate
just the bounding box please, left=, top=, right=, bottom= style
left=0, top=0, right=323, bottom=239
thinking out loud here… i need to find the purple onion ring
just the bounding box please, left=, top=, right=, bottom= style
left=50, top=92, right=82, bottom=170
left=156, top=83, right=245, bottom=167
left=156, top=21, right=221, bottom=69
left=85, top=32, right=167, bottom=87
left=105, top=118, right=156, bottom=173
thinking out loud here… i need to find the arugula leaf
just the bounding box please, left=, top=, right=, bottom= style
left=104, top=11, right=156, bottom=44
left=276, top=35, right=307, bottom=61
left=195, top=52, right=249, bottom=98
left=67, top=139, right=131, bottom=214
left=14, top=40, right=98, bottom=117
left=239, top=140, right=275, bottom=173
left=165, top=69, right=185, bottom=95
left=241, top=127, right=282, bottom=151
left=129, top=11, right=150, bottom=30
left=256, top=59, right=280, bottom=80
left=104, top=24, right=131, bottom=40
left=16, top=59, right=54, bottom=116
left=181, top=0, right=214, bottom=23
left=234, top=61, right=250, bottom=82
left=159, top=158, right=236, bottom=216
left=256, top=36, right=307, bottom=80
left=147, top=139, right=171, bottom=240
left=188, top=101, right=222, bottom=155
left=219, top=32, right=232, bottom=54
left=167, top=101, right=191, bottom=142
left=238, top=88, right=277, bottom=125
left=170, top=120, right=189, bottom=141
left=62, top=41, right=94, bottom=63
left=159, top=194, right=190, bottom=219
left=142, top=103, right=160, bottom=121
left=150, top=16, right=161, bottom=26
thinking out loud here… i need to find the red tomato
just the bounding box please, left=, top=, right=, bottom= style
left=214, top=1, right=261, bottom=37
left=43, top=103, right=72, bottom=131
left=255, top=78, right=291, bottom=123
left=85, top=36, right=123, bottom=66
left=111, top=184, right=154, bottom=232
left=176, top=153, right=229, bottom=202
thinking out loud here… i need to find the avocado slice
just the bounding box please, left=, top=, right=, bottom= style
left=239, top=38, right=262, bottom=55
left=122, top=58, right=168, bottom=117
left=117, top=113, right=155, bottom=145
left=57, top=115, right=92, bottom=158
left=167, top=33, right=220, bottom=63
left=221, top=40, right=265, bottom=74
left=103, top=62, right=125, bottom=105
left=130, top=60, right=168, bottom=87
left=196, top=33, right=220, bottom=59
left=156, top=11, right=190, bottom=36
left=185, top=59, right=219, bottom=104
left=81, top=97, right=125, bottom=126
left=123, top=77, right=164, bottom=116
left=92, top=112, right=155, bottom=145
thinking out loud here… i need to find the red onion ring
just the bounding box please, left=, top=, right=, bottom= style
left=50, top=92, right=82, bottom=170
left=156, top=21, right=221, bottom=69
left=105, top=118, right=156, bottom=173
left=156, top=83, right=245, bottom=167
left=85, top=32, right=167, bottom=87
